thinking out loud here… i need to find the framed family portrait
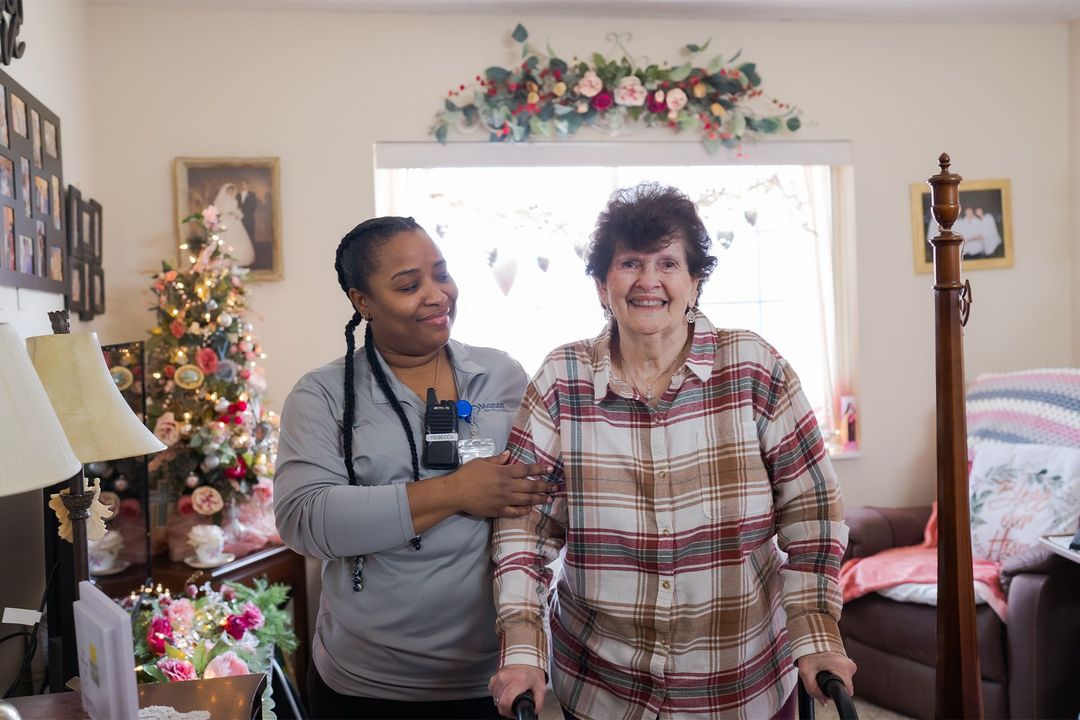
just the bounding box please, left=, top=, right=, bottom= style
left=173, top=156, right=282, bottom=281
left=0, top=68, right=66, bottom=294
left=910, top=178, right=1013, bottom=274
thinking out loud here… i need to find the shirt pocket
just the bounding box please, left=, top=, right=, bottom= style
left=698, top=420, right=772, bottom=522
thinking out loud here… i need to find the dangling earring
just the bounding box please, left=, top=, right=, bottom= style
left=685, top=305, right=698, bottom=324
left=603, top=306, right=613, bottom=322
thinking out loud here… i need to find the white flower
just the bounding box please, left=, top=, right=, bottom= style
left=666, top=87, right=688, bottom=112
left=575, top=70, right=603, bottom=98
left=614, top=76, right=647, bottom=107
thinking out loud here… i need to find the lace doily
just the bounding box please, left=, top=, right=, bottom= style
left=139, top=705, right=210, bottom=720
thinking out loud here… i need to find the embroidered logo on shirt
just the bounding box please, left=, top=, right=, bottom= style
left=474, top=402, right=510, bottom=413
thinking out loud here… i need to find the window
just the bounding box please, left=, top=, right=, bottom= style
left=376, top=142, right=856, bottom=451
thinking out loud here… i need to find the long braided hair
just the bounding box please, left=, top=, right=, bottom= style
left=334, top=216, right=425, bottom=590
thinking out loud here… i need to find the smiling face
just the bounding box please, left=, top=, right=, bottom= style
left=596, top=237, right=700, bottom=342
left=349, top=229, right=458, bottom=357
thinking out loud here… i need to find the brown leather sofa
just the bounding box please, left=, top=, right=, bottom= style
left=839, top=506, right=1080, bottom=719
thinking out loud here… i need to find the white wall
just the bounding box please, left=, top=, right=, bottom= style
left=84, top=6, right=1071, bottom=512
left=1071, top=21, right=1080, bottom=364
left=0, top=0, right=95, bottom=687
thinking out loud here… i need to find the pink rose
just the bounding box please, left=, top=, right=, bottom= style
left=157, top=658, right=197, bottom=682
left=146, top=615, right=173, bottom=656
left=166, top=598, right=196, bottom=632
left=666, top=87, right=688, bottom=112
left=575, top=69, right=603, bottom=98
left=613, top=76, right=647, bottom=107
left=592, top=91, right=613, bottom=111
left=201, top=206, right=219, bottom=229
left=163, top=271, right=178, bottom=283
left=196, top=347, right=219, bottom=374
left=170, top=319, right=185, bottom=338
left=252, top=477, right=274, bottom=506
left=203, top=651, right=249, bottom=679
left=241, top=602, right=264, bottom=631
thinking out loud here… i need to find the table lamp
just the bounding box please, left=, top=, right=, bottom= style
left=22, top=311, right=166, bottom=691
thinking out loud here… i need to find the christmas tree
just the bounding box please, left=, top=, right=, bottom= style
left=146, top=206, right=279, bottom=559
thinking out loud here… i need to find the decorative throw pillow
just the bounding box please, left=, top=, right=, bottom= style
left=969, top=442, right=1080, bottom=562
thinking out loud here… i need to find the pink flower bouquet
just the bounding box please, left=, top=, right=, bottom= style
left=123, top=579, right=295, bottom=684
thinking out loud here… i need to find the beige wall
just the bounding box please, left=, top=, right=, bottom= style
left=83, top=6, right=1071, bottom=511
left=1072, top=21, right=1080, bottom=364
left=0, top=0, right=94, bottom=687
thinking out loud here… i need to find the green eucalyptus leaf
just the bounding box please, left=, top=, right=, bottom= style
left=553, top=104, right=574, bottom=116
left=444, top=98, right=456, bottom=112
left=539, top=103, right=555, bottom=121
left=738, top=62, right=761, bottom=87
left=703, top=136, right=723, bottom=154
left=556, top=118, right=571, bottom=135
left=708, top=54, right=725, bottom=73
left=729, top=48, right=743, bottom=64
left=592, top=52, right=607, bottom=69
left=787, top=116, right=802, bottom=132
left=549, top=57, right=568, bottom=74
left=512, top=24, right=528, bottom=43
left=731, top=111, right=747, bottom=137
left=669, top=63, right=692, bottom=82
left=485, top=66, right=510, bottom=82
left=463, top=106, right=479, bottom=124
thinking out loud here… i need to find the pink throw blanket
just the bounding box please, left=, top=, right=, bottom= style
left=839, top=505, right=1007, bottom=621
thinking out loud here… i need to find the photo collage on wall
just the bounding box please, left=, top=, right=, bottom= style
left=0, top=68, right=67, bottom=294
left=66, top=184, right=104, bottom=320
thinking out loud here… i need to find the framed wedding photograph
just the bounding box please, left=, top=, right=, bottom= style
left=174, top=156, right=282, bottom=281
left=87, top=263, right=105, bottom=318
left=910, top=178, right=1014, bottom=274
left=68, top=253, right=87, bottom=314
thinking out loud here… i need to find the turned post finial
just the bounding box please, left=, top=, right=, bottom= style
left=928, top=152, right=963, bottom=234
left=47, top=309, right=71, bottom=335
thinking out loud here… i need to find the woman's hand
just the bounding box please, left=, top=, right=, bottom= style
left=451, top=451, right=555, bottom=518
left=489, top=664, right=547, bottom=719
left=796, top=651, right=856, bottom=706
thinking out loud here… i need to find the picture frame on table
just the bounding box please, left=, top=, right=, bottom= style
left=910, top=178, right=1014, bottom=274
left=173, top=156, right=283, bottom=281
left=0, top=68, right=65, bottom=294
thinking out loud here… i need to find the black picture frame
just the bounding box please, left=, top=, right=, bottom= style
left=67, top=253, right=87, bottom=314
left=0, top=68, right=64, bottom=293
left=89, top=198, right=102, bottom=261
left=86, top=263, right=104, bottom=319
left=65, top=182, right=80, bottom=257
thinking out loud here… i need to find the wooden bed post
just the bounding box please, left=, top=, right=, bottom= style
left=927, top=153, right=983, bottom=719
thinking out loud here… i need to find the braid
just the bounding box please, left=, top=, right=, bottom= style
left=341, top=312, right=363, bottom=485
left=364, top=323, right=420, bottom=484
left=334, top=216, right=426, bottom=590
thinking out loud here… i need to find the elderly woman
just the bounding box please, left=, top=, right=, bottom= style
left=488, top=183, right=855, bottom=720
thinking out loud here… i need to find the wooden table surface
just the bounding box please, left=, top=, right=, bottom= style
left=7, top=674, right=267, bottom=719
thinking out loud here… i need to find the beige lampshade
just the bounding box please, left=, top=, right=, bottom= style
left=26, top=331, right=166, bottom=463
left=0, top=323, right=82, bottom=495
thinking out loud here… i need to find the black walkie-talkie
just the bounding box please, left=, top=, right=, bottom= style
left=423, top=388, right=459, bottom=469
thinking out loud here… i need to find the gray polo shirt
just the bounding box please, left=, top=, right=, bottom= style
left=274, top=339, right=527, bottom=701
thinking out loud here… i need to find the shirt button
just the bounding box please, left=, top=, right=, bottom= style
left=661, top=528, right=672, bottom=536
left=662, top=580, right=671, bottom=589
left=657, top=470, right=668, bottom=480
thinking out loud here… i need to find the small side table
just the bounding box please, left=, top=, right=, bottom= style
left=152, top=544, right=309, bottom=706
left=1039, top=533, right=1080, bottom=565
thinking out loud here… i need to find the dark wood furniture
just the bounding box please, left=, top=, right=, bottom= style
left=927, top=154, right=983, bottom=717
left=152, top=544, right=309, bottom=706
left=8, top=674, right=267, bottom=719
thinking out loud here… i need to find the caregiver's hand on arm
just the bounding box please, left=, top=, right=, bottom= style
left=407, top=451, right=554, bottom=533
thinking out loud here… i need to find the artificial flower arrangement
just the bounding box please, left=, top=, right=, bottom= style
left=146, top=208, right=280, bottom=559
left=432, top=25, right=801, bottom=153
left=124, top=579, right=296, bottom=684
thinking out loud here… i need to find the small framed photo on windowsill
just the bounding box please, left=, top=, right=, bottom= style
left=910, top=178, right=1013, bottom=274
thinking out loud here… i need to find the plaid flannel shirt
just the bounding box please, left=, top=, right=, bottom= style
left=493, top=316, right=848, bottom=720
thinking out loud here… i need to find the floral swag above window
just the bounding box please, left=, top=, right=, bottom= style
left=432, top=25, right=802, bottom=153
